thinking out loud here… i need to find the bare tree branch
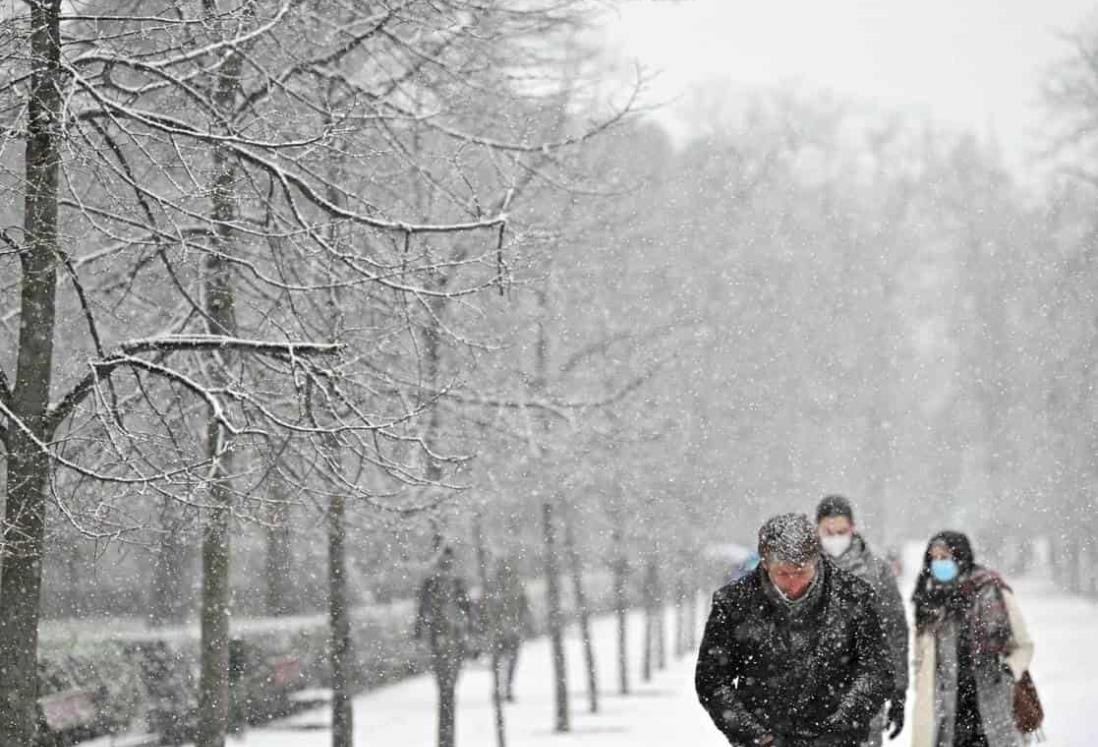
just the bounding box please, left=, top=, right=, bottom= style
left=47, top=337, right=343, bottom=432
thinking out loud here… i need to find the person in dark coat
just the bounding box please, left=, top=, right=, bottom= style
left=415, top=546, right=472, bottom=747
left=482, top=557, right=532, bottom=702
left=816, top=495, right=910, bottom=744
left=696, top=513, right=893, bottom=747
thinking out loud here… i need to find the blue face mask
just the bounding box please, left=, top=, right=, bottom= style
left=743, top=552, right=760, bottom=571
left=931, top=558, right=959, bottom=583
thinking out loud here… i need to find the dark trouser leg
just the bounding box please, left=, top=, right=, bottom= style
left=504, top=640, right=521, bottom=701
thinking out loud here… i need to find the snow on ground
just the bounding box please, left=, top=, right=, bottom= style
left=215, top=606, right=724, bottom=747
left=187, top=573, right=1095, bottom=747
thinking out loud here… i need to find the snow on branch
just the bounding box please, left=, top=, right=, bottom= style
left=69, top=0, right=294, bottom=72
left=115, top=335, right=342, bottom=357
left=47, top=336, right=343, bottom=432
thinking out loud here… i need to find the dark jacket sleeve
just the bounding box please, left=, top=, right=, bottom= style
left=695, top=589, right=768, bottom=745
left=874, top=558, right=910, bottom=696
left=831, top=587, right=892, bottom=731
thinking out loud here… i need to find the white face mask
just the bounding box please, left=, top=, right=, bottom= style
left=820, top=533, right=852, bottom=558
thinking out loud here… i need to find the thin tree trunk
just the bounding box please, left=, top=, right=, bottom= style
left=473, top=512, right=507, bottom=747
left=642, top=560, right=660, bottom=682
left=195, top=17, right=241, bottom=742
left=542, top=501, right=569, bottom=732
left=673, top=575, right=686, bottom=660
left=329, top=492, right=353, bottom=747
left=642, top=605, right=653, bottom=683
left=532, top=278, right=569, bottom=730
left=195, top=439, right=233, bottom=747
left=611, top=524, right=629, bottom=696
left=265, top=485, right=293, bottom=617
left=685, top=584, right=699, bottom=654
left=655, top=600, right=666, bottom=671
left=1066, top=534, right=1081, bottom=593
left=563, top=516, right=598, bottom=713
left=438, top=671, right=458, bottom=747
left=0, top=2, right=62, bottom=741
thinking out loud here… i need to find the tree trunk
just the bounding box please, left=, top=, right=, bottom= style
left=473, top=512, right=506, bottom=747
left=542, top=501, right=570, bottom=732
left=0, top=2, right=62, bottom=742
left=437, top=670, right=459, bottom=747
left=655, top=601, right=666, bottom=671
left=673, top=576, right=686, bottom=660
left=564, top=516, right=598, bottom=713
left=685, top=584, right=698, bottom=654
left=611, top=526, right=629, bottom=696
left=642, top=560, right=660, bottom=682
left=195, top=21, right=241, bottom=743
left=196, top=467, right=233, bottom=747
left=642, top=605, right=653, bottom=683
left=1066, top=533, right=1081, bottom=594
left=329, top=492, right=353, bottom=747
left=265, top=487, right=294, bottom=617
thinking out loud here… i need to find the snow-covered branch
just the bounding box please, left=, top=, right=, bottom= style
left=47, top=336, right=343, bottom=432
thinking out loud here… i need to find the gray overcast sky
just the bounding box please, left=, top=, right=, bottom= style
left=604, top=0, right=1098, bottom=170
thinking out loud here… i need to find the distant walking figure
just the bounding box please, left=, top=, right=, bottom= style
left=816, top=494, right=910, bottom=744
left=696, top=512, right=892, bottom=747
left=482, top=558, right=532, bottom=702
left=911, top=531, right=1035, bottom=747
left=415, top=546, right=472, bottom=747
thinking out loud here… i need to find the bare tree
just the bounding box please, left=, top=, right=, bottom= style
left=0, top=2, right=636, bottom=744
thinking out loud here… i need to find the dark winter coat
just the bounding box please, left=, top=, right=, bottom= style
left=829, top=534, right=910, bottom=697
left=415, top=569, right=472, bottom=667
left=695, top=560, right=893, bottom=747
left=482, top=567, right=531, bottom=648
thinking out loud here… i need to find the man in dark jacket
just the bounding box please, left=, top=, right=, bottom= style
left=415, top=546, right=472, bottom=747
left=696, top=513, right=893, bottom=747
left=482, top=557, right=532, bottom=701
left=817, top=495, right=910, bottom=744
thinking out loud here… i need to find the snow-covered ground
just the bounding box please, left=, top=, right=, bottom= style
left=174, top=572, right=1096, bottom=747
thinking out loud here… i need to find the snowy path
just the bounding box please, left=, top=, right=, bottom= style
left=206, top=575, right=1096, bottom=746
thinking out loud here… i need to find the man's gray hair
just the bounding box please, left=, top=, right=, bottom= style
left=758, top=512, right=820, bottom=564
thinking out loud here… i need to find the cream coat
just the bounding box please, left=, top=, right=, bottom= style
left=911, top=589, right=1034, bottom=747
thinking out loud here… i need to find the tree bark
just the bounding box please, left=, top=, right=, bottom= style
left=564, top=515, right=598, bottom=713
left=611, top=524, right=629, bottom=696
left=195, top=18, right=241, bottom=743
left=673, top=575, right=686, bottom=660
left=542, top=501, right=570, bottom=732
left=265, top=485, right=294, bottom=617
left=196, top=468, right=233, bottom=747
left=473, top=512, right=507, bottom=747
left=329, top=492, right=353, bottom=747
left=685, top=583, right=698, bottom=654
left=642, top=606, right=653, bottom=683
left=642, top=560, right=661, bottom=682
left=0, top=2, right=63, bottom=742
left=655, top=600, right=666, bottom=671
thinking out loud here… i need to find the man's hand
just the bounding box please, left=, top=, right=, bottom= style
left=886, top=696, right=906, bottom=739
left=753, top=736, right=777, bottom=747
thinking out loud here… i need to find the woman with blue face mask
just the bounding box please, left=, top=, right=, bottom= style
left=910, top=531, right=1036, bottom=747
